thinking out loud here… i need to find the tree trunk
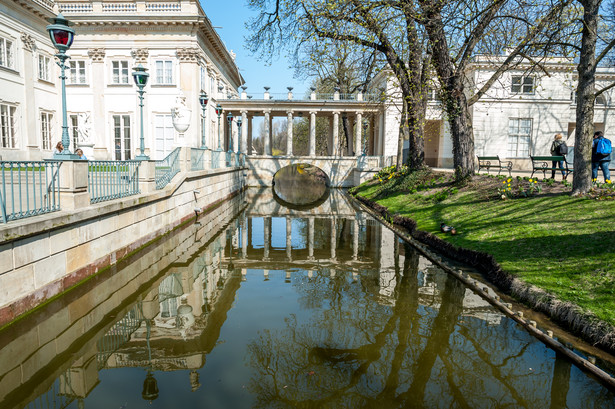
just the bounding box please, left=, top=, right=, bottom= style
left=572, top=0, right=601, bottom=195
left=342, top=115, right=352, bottom=155
left=421, top=5, right=475, bottom=180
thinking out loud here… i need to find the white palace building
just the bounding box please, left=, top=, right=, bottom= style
left=372, top=56, right=615, bottom=169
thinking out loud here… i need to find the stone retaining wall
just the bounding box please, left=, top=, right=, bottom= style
left=0, top=165, right=245, bottom=327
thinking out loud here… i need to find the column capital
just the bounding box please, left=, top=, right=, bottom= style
left=176, top=47, right=203, bottom=62
left=88, top=48, right=106, bottom=62
left=309, top=111, right=318, bottom=115
left=240, top=109, right=249, bottom=115
left=286, top=110, right=294, bottom=115
left=263, top=109, right=272, bottom=114
left=20, top=33, right=35, bottom=52
left=332, top=111, right=341, bottom=116
left=131, top=48, right=149, bottom=64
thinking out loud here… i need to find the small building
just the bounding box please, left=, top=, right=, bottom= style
left=371, top=55, right=615, bottom=169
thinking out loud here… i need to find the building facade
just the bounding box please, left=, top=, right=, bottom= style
left=0, top=0, right=58, bottom=161
left=0, top=0, right=243, bottom=161
left=372, top=56, right=615, bottom=169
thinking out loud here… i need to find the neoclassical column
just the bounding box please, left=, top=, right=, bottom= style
left=286, top=110, right=293, bottom=156
left=241, top=110, right=248, bottom=154
left=176, top=48, right=202, bottom=148
left=241, top=218, right=248, bottom=259
left=286, top=216, right=292, bottom=261
left=330, top=217, right=337, bottom=260
left=88, top=47, right=108, bottom=158
left=21, top=34, right=37, bottom=154
left=263, top=217, right=271, bottom=261
left=352, top=219, right=359, bottom=261
left=332, top=111, right=340, bottom=156
left=309, top=111, right=317, bottom=156
left=247, top=114, right=253, bottom=155
left=263, top=109, right=272, bottom=155
left=354, top=112, right=363, bottom=157
left=308, top=217, right=315, bottom=260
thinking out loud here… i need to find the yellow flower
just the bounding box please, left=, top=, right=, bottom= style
left=507, top=178, right=512, bottom=182
left=607, top=180, right=612, bottom=184
left=534, top=180, right=537, bottom=184
left=388, top=174, right=394, bottom=179
left=502, top=180, right=506, bottom=184
left=529, top=178, right=533, bottom=183
left=507, top=183, right=511, bottom=187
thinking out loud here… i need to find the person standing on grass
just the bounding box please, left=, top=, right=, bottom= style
left=592, top=131, right=612, bottom=183
left=549, top=133, right=567, bottom=178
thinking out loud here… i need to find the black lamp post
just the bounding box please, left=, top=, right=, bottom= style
left=215, top=103, right=222, bottom=150
left=226, top=112, right=233, bottom=152
left=132, top=64, right=149, bottom=160
left=236, top=117, right=242, bottom=154
left=46, top=13, right=76, bottom=158
left=199, top=91, right=209, bottom=148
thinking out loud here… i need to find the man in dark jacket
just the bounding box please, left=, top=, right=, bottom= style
left=592, top=131, right=611, bottom=182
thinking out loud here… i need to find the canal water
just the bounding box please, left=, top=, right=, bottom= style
left=1, top=188, right=615, bottom=409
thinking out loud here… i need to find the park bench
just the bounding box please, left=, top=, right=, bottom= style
left=477, top=156, right=513, bottom=176
left=530, top=155, right=572, bottom=180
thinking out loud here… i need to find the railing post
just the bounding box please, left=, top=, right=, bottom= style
left=139, top=161, right=156, bottom=193
left=179, top=147, right=190, bottom=172
left=58, top=160, right=89, bottom=210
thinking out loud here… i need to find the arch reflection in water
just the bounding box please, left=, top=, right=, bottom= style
left=272, top=163, right=329, bottom=206
left=2, top=189, right=615, bottom=409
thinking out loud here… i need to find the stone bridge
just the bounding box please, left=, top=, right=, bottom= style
left=244, top=155, right=393, bottom=187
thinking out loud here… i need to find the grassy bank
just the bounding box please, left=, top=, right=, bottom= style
left=351, top=167, right=615, bottom=327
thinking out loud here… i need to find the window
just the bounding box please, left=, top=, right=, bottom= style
left=209, top=75, right=215, bottom=94
left=427, top=87, right=441, bottom=102
left=69, top=114, right=80, bottom=148
left=571, top=92, right=607, bottom=106
left=1, top=104, right=16, bottom=148
left=113, top=115, right=131, bottom=160
left=38, top=54, right=51, bottom=81
left=0, top=37, right=14, bottom=69
left=68, top=60, right=87, bottom=84
left=154, top=114, right=175, bottom=159
left=155, top=60, right=173, bottom=85
left=508, top=118, right=532, bottom=157
left=111, top=61, right=130, bottom=84
left=41, top=112, right=54, bottom=150
left=200, top=65, right=206, bottom=91
left=511, top=75, right=534, bottom=94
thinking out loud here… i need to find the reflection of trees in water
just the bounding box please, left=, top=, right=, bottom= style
left=245, top=242, right=614, bottom=408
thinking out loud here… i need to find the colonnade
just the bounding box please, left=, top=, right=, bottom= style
left=231, top=110, right=373, bottom=157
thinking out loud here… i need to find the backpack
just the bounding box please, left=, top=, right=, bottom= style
left=596, top=138, right=612, bottom=156
left=557, top=142, right=568, bottom=155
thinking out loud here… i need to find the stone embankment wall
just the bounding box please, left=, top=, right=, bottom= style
left=0, top=162, right=245, bottom=327
left=0, top=193, right=245, bottom=408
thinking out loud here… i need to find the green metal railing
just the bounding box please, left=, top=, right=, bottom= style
left=88, top=160, right=140, bottom=204
left=155, top=147, right=180, bottom=189
left=211, top=150, right=221, bottom=169
left=191, top=147, right=207, bottom=171
left=97, top=305, right=144, bottom=369
left=0, top=161, right=62, bottom=223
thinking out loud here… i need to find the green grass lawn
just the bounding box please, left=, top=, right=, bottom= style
left=353, top=169, right=615, bottom=327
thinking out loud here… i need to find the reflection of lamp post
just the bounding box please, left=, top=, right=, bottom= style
left=362, top=118, right=369, bottom=156
left=215, top=103, right=222, bottom=150
left=46, top=13, right=76, bottom=158
left=132, top=64, right=149, bottom=160
left=236, top=117, right=242, bottom=154
left=199, top=91, right=209, bottom=149
left=142, top=320, right=159, bottom=403
left=226, top=112, right=233, bottom=152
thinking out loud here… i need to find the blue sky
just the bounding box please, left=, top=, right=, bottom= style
left=201, top=1, right=312, bottom=97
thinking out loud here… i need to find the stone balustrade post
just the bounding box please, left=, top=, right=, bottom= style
left=309, top=111, right=317, bottom=156
left=57, top=160, right=89, bottom=210
left=138, top=160, right=156, bottom=192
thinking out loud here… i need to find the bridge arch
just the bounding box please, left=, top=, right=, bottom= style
left=245, top=155, right=375, bottom=187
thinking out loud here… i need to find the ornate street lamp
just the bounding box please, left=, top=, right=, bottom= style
left=236, top=117, right=242, bottom=154
left=199, top=91, right=209, bottom=148
left=226, top=112, right=233, bottom=152
left=132, top=64, right=150, bottom=160
left=46, top=13, right=77, bottom=159
left=215, top=103, right=222, bottom=150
